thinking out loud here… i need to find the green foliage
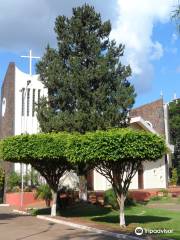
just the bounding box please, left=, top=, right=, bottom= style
left=0, top=167, right=5, bottom=189
left=159, top=189, right=169, bottom=197
left=104, top=188, right=118, bottom=209
left=35, top=184, right=52, bottom=201
left=169, top=99, right=180, bottom=145
left=67, top=128, right=166, bottom=164
left=150, top=196, right=163, bottom=201
left=2, top=132, right=73, bottom=193
left=7, top=172, right=21, bottom=191
left=2, top=132, right=70, bottom=164
left=170, top=168, right=178, bottom=186
left=168, top=99, right=180, bottom=183
left=104, top=189, right=136, bottom=209
left=36, top=4, right=135, bottom=133
left=172, top=3, right=180, bottom=32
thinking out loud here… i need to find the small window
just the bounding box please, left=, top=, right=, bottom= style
left=27, top=88, right=30, bottom=116
left=146, top=121, right=153, bottom=128
left=21, top=88, right=25, bottom=116
left=38, top=89, right=41, bottom=105
left=32, top=89, right=35, bottom=116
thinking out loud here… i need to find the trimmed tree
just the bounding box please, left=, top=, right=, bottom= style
left=36, top=4, right=136, bottom=200
left=2, top=133, right=72, bottom=216
left=67, top=128, right=166, bottom=227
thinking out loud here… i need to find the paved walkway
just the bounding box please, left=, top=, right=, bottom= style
left=0, top=206, right=119, bottom=240
left=147, top=203, right=180, bottom=211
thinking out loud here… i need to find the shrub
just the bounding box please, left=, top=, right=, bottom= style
left=150, top=196, right=162, bottom=201
left=35, top=184, right=52, bottom=207
left=159, top=189, right=169, bottom=197
left=11, top=186, right=21, bottom=192
left=170, top=168, right=178, bottom=185
left=7, top=172, right=21, bottom=191
left=0, top=167, right=5, bottom=190
left=104, top=188, right=135, bottom=209
left=104, top=188, right=118, bottom=209
left=24, top=186, right=32, bottom=192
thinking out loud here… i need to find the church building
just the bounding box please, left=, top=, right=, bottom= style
left=0, top=62, right=47, bottom=174
left=0, top=61, right=173, bottom=191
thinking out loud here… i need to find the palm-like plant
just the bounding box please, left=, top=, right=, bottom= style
left=35, top=184, right=52, bottom=207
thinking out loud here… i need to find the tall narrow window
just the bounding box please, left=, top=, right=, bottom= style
left=21, top=88, right=25, bottom=116
left=27, top=88, right=30, bottom=116
left=38, top=89, right=41, bottom=105
left=32, top=89, right=35, bottom=116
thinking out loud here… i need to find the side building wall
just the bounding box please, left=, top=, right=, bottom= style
left=0, top=63, right=15, bottom=174
left=93, top=99, right=168, bottom=191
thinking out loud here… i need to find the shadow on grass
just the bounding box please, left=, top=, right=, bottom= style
left=59, top=203, right=111, bottom=218
left=91, top=215, right=171, bottom=225
left=33, top=203, right=111, bottom=217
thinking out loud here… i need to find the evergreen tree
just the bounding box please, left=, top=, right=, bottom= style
left=169, top=99, right=180, bottom=183
left=36, top=4, right=136, bottom=133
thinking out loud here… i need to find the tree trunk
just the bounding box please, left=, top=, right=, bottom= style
left=79, top=175, right=87, bottom=201
left=51, top=190, right=57, bottom=216
left=117, top=194, right=126, bottom=227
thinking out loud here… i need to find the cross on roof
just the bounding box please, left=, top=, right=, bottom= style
left=21, top=49, right=40, bottom=76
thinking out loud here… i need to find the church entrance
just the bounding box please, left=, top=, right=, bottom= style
left=138, top=165, right=144, bottom=189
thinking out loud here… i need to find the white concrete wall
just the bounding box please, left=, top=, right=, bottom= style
left=129, top=172, right=138, bottom=189
left=93, top=170, right=111, bottom=191
left=14, top=66, right=47, bottom=173
left=93, top=158, right=166, bottom=191
left=14, top=66, right=47, bottom=136
left=143, top=158, right=166, bottom=189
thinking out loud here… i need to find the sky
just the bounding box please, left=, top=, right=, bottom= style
left=0, top=0, right=179, bottom=107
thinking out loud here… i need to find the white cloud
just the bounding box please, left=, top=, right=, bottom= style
left=171, top=33, right=178, bottom=43
left=0, top=0, right=117, bottom=54
left=150, top=41, right=164, bottom=60
left=111, top=0, right=176, bottom=93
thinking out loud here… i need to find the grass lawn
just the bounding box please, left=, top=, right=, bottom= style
left=33, top=201, right=180, bottom=240
left=148, top=195, right=180, bottom=204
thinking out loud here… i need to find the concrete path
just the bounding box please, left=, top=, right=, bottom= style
left=147, top=203, right=180, bottom=211
left=0, top=206, right=120, bottom=240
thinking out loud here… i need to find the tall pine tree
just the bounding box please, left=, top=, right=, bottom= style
left=36, top=4, right=136, bottom=133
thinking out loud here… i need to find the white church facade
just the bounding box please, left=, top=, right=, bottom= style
left=0, top=62, right=173, bottom=191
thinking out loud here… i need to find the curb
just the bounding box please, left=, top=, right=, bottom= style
left=37, top=215, right=143, bottom=240
left=12, top=209, right=30, bottom=215
left=0, top=204, right=9, bottom=207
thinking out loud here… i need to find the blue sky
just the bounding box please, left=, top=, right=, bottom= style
left=0, top=0, right=179, bottom=108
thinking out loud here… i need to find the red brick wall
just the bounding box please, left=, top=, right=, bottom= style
left=130, top=99, right=165, bottom=136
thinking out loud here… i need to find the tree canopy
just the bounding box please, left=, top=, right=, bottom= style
left=172, top=3, right=180, bottom=32
left=67, top=128, right=166, bottom=226
left=169, top=99, right=180, bottom=145
left=168, top=99, right=180, bottom=182
left=67, top=128, right=166, bottom=163
left=2, top=133, right=73, bottom=190
left=1, top=128, right=166, bottom=223
left=36, top=4, right=136, bottom=133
